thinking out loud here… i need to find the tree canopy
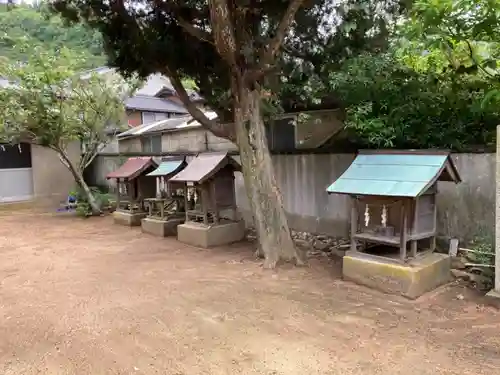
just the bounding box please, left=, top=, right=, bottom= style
left=314, top=0, right=500, bottom=151
left=0, top=5, right=106, bottom=69
left=0, top=46, right=132, bottom=213
left=50, top=0, right=412, bottom=267
left=52, top=0, right=410, bottom=122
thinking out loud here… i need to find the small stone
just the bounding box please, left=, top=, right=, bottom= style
left=294, top=239, right=310, bottom=249
left=451, top=257, right=467, bottom=270
left=451, top=269, right=472, bottom=280
left=456, top=294, right=465, bottom=300
left=313, top=240, right=329, bottom=251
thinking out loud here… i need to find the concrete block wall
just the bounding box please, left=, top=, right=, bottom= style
left=234, top=154, right=355, bottom=237
left=206, top=132, right=238, bottom=152
left=161, top=128, right=207, bottom=152
left=118, top=128, right=237, bottom=154
left=118, top=138, right=141, bottom=153
left=31, top=142, right=80, bottom=205
left=438, top=153, right=495, bottom=241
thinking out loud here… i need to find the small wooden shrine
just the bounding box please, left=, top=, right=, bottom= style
left=144, top=157, right=187, bottom=219
left=140, top=157, right=188, bottom=236
left=106, top=157, right=158, bottom=226
left=169, top=152, right=245, bottom=247
left=327, top=150, right=461, bottom=262
left=170, top=152, right=241, bottom=225
left=326, top=150, right=461, bottom=299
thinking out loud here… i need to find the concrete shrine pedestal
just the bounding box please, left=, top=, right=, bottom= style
left=177, top=220, right=245, bottom=248
left=113, top=210, right=147, bottom=226
left=141, top=216, right=185, bottom=237
left=343, top=251, right=451, bottom=299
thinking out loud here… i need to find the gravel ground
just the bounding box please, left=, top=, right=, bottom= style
left=0, top=211, right=499, bottom=375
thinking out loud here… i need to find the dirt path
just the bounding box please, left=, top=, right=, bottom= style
left=0, top=212, right=499, bottom=375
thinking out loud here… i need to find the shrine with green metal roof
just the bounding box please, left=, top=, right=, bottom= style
left=139, top=157, right=189, bottom=237
left=326, top=150, right=461, bottom=263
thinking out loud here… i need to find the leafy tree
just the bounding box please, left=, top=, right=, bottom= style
left=0, top=47, right=134, bottom=213
left=402, top=0, right=500, bottom=99
left=329, top=52, right=500, bottom=150
left=52, top=0, right=410, bottom=267
left=0, top=5, right=106, bottom=69
left=316, top=0, right=500, bottom=152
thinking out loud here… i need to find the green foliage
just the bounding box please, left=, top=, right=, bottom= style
left=0, top=46, right=130, bottom=155
left=466, top=230, right=495, bottom=290
left=0, top=5, right=106, bottom=69
left=402, top=0, right=500, bottom=108
left=318, top=0, right=500, bottom=151
left=329, top=53, right=500, bottom=150
left=0, top=46, right=133, bottom=213
left=71, top=186, right=112, bottom=217
left=51, top=0, right=410, bottom=122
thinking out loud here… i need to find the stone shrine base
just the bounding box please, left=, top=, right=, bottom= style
left=342, top=251, right=451, bottom=299
left=177, top=220, right=246, bottom=248
left=112, top=210, right=147, bottom=227
left=141, top=217, right=184, bottom=237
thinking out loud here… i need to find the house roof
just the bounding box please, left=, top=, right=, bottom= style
left=80, top=67, right=203, bottom=101
left=125, top=95, right=188, bottom=114
left=326, top=150, right=461, bottom=197
left=117, top=116, right=192, bottom=138
left=147, top=157, right=187, bottom=178
left=117, top=111, right=218, bottom=139
left=106, top=157, right=158, bottom=180
left=170, top=152, right=241, bottom=184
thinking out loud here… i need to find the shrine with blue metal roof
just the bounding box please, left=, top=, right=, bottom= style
left=326, top=150, right=462, bottom=299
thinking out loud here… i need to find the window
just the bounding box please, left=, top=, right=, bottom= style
left=266, top=117, right=296, bottom=152
left=141, top=135, right=162, bottom=153
left=141, top=112, right=170, bottom=124
left=0, top=143, right=32, bottom=169
left=265, top=110, right=343, bottom=152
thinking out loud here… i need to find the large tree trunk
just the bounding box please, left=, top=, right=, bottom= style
left=234, top=85, right=305, bottom=268
left=57, top=149, right=101, bottom=214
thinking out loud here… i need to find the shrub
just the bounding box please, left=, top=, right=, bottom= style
left=465, top=230, right=495, bottom=290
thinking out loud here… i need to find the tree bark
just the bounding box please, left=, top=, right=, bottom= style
left=234, top=84, right=305, bottom=268
left=57, top=149, right=101, bottom=214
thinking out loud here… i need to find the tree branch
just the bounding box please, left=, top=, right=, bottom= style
left=164, top=66, right=236, bottom=142
left=208, top=0, right=238, bottom=67
left=150, top=0, right=214, bottom=45
left=250, top=0, right=305, bottom=82
left=465, top=39, right=495, bottom=78
left=177, top=17, right=214, bottom=45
